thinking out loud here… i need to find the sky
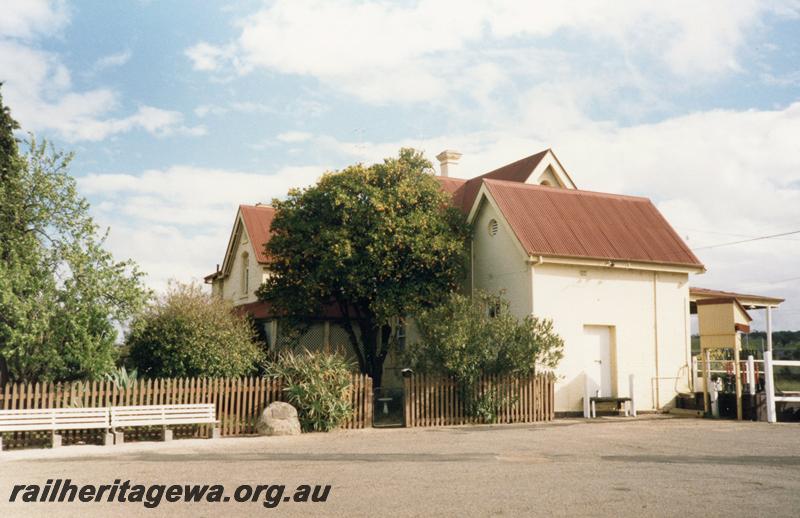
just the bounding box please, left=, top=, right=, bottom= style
left=2, top=0, right=800, bottom=331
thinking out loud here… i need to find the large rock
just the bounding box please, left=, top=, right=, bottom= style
left=257, top=402, right=301, bottom=436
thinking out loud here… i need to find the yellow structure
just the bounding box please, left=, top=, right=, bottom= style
left=691, top=287, right=785, bottom=420
left=696, top=297, right=752, bottom=419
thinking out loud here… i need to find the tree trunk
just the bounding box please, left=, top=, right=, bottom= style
left=339, top=307, right=390, bottom=388
left=351, top=318, right=387, bottom=388
left=361, top=318, right=380, bottom=387
left=0, top=354, right=8, bottom=387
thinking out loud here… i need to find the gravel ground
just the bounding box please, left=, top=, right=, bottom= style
left=1, top=416, right=799, bottom=517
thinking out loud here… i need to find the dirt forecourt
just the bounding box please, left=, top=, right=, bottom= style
left=1, top=415, right=799, bottom=517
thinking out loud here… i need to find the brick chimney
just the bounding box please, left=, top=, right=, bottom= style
left=436, top=150, right=462, bottom=177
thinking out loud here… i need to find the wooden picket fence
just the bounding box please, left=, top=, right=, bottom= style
left=404, top=372, right=554, bottom=427
left=0, top=374, right=373, bottom=449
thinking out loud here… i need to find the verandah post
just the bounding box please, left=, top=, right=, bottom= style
left=764, top=350, right=777, bottom=423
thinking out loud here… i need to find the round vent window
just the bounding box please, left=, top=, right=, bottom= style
left=488, top=219, right=499, bottom=236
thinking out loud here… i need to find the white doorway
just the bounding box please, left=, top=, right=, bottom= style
left=583, top=325, right=613, bottom=397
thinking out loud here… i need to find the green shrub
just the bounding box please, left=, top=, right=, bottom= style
left=406, top=291, right=564, bottom=422
left=472, top=390, right=513, bottom=424
left=125, top=281, right=263, bottom=378
left=264, top=350, right=354, bottom=432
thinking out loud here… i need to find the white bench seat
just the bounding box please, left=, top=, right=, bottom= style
left=0, top=403, right=220, bottom=450
left=109, top=404, right=220, bottom=443
left=0, top=408, right=111, bottom=449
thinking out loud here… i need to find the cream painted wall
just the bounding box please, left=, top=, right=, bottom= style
left=470, top=199, right=693, bottom=412
left=471, top=199, right=532, bottom=318
left=533, top=166, right=562, bottom=187
left=217, top=220, right=269, bottom=305
left=532, top=263, right=691, bottom=413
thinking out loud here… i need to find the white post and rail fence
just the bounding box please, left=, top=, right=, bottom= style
left=763, top=352, right=800, bottom=423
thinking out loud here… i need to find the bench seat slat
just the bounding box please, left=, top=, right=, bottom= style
left=0, top=423, right=61, bottom=432
left=109, top=404, right=217, bottom=429
left=0, top=408, right=110, bottom=433
left=0, top=404, right=217, bottom=435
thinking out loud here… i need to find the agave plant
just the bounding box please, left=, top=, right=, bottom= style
left=67, top=381, right=90, bottom=408
left=104, top=366, right=139, bottom=389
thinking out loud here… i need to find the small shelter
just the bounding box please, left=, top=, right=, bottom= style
left=690, top=287, right=785, bottom=419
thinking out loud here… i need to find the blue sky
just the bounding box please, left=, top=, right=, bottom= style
left=2, top=0, right=800, bottom=330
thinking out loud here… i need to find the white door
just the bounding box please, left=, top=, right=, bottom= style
left=583, top=326, right=612, bottom=397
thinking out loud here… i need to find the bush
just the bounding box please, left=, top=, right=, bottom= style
left=264, top=351, right=353, bottom=432
left=125, top=281, right=263, bottom=378
left=406, top=291, right=564, bottom=421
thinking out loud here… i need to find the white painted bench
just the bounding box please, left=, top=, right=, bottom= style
left=0, top=407, right=112, bottom=450
left=109, top=404, right=220, bottom=443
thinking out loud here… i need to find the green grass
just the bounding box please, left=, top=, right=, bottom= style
left=774, top=377, right=800, bottom=393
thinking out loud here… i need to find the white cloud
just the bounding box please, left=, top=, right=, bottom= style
left=0, top=42, right=203, bottom=141
left=228, top=101, right=273, bottom=113
left=80, top=164, right=325, bottom=290
left=276, top=131, right=313, bottom=143
left=185, top=42, right=236, bottom=72
left=194, top=104, right=228, bottom=118
left=0, top=0, right=68, bottom=40
left=93, top=50, right=132, bottom=71
left=186, top=0, right=794, bottom=104
left=762, top=70, right=800, bottom=87
left=0, top=2, right=201, bottom=142
left=194, top=101, right=274, bottom=118
left=0, top=40, right=205, bottom=142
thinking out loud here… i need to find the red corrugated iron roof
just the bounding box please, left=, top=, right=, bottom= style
left=239, top=204, right=275, bottom=264
left=483, top=179, right=704, bottom=268
left=233, top=151, right=553, bottom=271
left=212, top=150, right=703, bottom=277
left=690, top=287, right=784, bottom=305
left=436, top=149, right=551, bottom=213
left=435, top=176, right=467, bottom=209
left=479, top=149, right=550, bottom=183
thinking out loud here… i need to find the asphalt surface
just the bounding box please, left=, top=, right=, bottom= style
left=1, top=416, right=799, bottom=517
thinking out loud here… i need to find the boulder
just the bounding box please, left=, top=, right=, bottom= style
left=257, top=401, right=302, bottom=436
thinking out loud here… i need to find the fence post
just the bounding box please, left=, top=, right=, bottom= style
left=746, top=355, right=756, bottom=396
left=764, top=350, right=777, bottom=423
left=367, top=376, right=374, bottom=428
left=403, top=377, right=411, bottom=427
left=628, top=374, right=637, bottom=417
left=703, top=349, right=711, bottom=414
left=710, top=378, right=719, bottom=418
left=583, top=372, right=591, bottom=418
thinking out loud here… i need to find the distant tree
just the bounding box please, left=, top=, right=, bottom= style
left=257, top=149, right=470, bottom=387
left=126, top=282, right=263, bottom=378
left=0, top=87, right=150, bottom=384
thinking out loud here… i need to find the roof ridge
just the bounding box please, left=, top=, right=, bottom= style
left=433, top=175, right=468, bottom=183
left=240, top=203, right=275, bottom=210
left=483, top=178, right=651, bottom=201
left=477, top=149, right=549, bottom=181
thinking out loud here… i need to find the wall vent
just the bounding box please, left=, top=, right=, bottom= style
left=488, top=219, right=499, bottom=236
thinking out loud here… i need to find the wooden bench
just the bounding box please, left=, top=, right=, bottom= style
left=589, top=396, right=632, bottom=418
left=109, top=404, right=220, bottom=444
left=0, top=407, right=112, bottom=450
